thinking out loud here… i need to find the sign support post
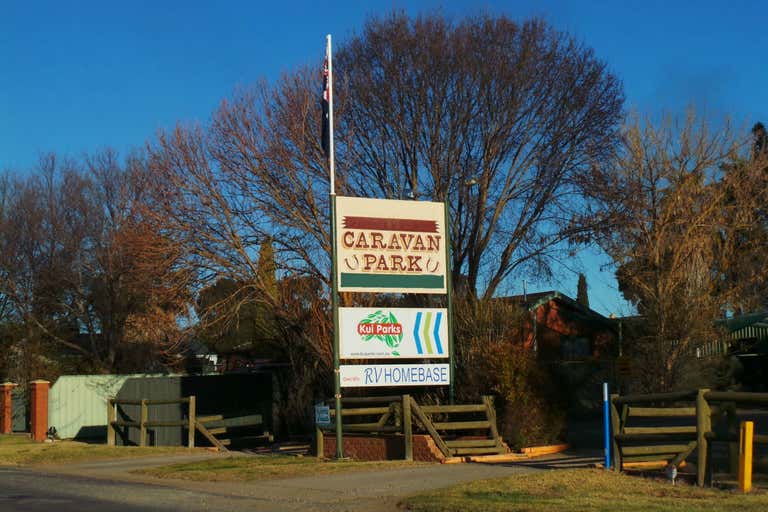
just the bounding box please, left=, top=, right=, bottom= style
left=444, top=201, right=456, bottom=404
left=331, top=194, right=343, bottom=459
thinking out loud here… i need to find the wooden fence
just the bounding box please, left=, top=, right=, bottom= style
left=610, top=389, right=768, bottom=486
left=107, top=396, right=196, bottom=448
left=315, top=395, right=506, bottom=460
left=107, top=396, right=266, bottom=451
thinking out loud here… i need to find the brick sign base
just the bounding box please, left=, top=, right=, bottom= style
left=321, top=434, right=444, bottom=462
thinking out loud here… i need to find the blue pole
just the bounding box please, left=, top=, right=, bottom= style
left=603, top=382, right=611, bottom=469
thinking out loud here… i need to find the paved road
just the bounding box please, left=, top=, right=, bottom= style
left=0, top=452, right=599, bottom=512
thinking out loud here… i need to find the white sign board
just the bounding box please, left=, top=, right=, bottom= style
left=340, top=364, right=450, bottom=388
left=335, top=196, right=447, bottom=294
left=339, top=307, right=448, bottom=359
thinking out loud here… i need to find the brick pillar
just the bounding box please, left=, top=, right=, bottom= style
left=30, top=380, right=50, bottom=441
left=0, top=382, right=17, bottom=434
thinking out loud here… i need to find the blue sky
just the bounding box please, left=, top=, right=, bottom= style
left=2, top=0, right=766, bottom=316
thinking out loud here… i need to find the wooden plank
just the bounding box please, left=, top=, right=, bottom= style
left=446, top=439, right=498, bottom=448
left=419, top=404, right=487, bottom=414
left=483, top=396, right=503, bottom=449
left=614, top=390, right=697, bottom=405
left=139, top=399, right=148, bottom=447
left=188, top=395, right=195, bottom=449
left=705, top=433, right=768, bottom=444
left=610, top=394, right=622, bottom=471
left=330, top=407, right=390, bottom=416
left=144, top=398, right=189, bottom=406
left=403, top=395, right=412, bottom=462
left=197, top=415, right=224, bottom=423
left=622, top=444, right=691, bottom=456
left=697, top=388, right=711, bottom=487
left=107, top=400, right=116, bottom=447
left=453, top=446, right=507, bottom=456
left=704, top=391, right=768, bottom=405
left=622, top=460, right=668, bottom=469
left=433, top=421, right=491, bottom=430
left=111, top=399, right=144, bottom=406
left=622, top=454, right=676, bottom=463
left=200, top=414, right=262, bottom=429
left=466, top=453, right=528, bottom=463
left=113, top=420, right=141, bottom=428
left=670, top=441, right=697, bottom=466
left=195, top=420, right=227, bottom=452
left=628, top=407, right=696, bottom=417
left=315, top=425, right=323, bottom=459
left=623, top=426, right=697, bottom=435
left=410, top=397, right=450, bottom=457
left=206, top=427, right=227, bottom=436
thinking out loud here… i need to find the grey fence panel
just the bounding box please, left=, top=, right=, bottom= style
left=49, top=375, right=171, bottom=440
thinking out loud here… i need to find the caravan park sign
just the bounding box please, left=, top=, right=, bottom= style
left=335, top=197, right=447, bottom=294
left=339, top=307, right=449, bottom=359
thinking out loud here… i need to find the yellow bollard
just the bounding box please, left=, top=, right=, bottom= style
left=738, top=421, right=753, bottom=493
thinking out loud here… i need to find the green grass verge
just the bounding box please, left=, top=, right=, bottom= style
left=138, top=455, right=429, bottom=481
left=402, top=469, right=768, bottom=512
left=0, top=435, right=203, bottom=466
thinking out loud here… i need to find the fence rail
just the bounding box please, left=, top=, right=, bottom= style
left=610, top=389, right=768, bottom=486
left=107, top=396, right=196, bottom=448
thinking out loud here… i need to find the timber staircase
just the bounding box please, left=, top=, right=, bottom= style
left=319, top=395, right=507, bottom=459
left=410, top=396, right=507, bottom=457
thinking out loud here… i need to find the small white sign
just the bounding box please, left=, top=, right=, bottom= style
left=314, top=405, right=331, bottom=425
left=340, top=364, right=450, bottom=388
left=340, top=307, right=449, bottom=359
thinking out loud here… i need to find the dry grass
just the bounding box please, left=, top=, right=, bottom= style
left=0, top=435, right=202, bottom=466
left=138, top=455, right=429, bottom=481
left=402, top=469, right=768, bottom=512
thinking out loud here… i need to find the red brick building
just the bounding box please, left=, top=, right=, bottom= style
left=507, top=291, right=618, bottom=362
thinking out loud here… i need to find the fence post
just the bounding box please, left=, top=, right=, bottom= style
left=315, top=424, right=324, bottom=458
left=696, top=388, right=711, bottom=487
left=107, top=398, right=116, bottom=446
left=727, top=404, right=739, bottom=477
left=187, top=395, right=196, bottom=449
left=609, top=394, right=621, bottom=471
left=403, top=394, right=412, bottom=461
left=738, top=421, right=753, bottom=493
left=140, top=399, right=148, bottom=447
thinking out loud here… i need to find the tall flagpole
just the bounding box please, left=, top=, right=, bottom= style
left=327, top=34, right=335, bottom=196
left=326, top=34, right=344, bottom=459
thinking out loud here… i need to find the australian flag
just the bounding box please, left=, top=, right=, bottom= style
left=321, top=54, right=330, bottom=157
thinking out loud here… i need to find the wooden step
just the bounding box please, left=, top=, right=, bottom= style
left=433, top=420, right=490, bottom=430
left=452, top=446, right=506, bottom=456
left=445, top=439, right=498, bottom=448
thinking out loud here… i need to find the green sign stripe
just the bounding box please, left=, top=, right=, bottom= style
left=340, top=273, right=445, bottom=289
left=422, top=312, right=434, bottom=354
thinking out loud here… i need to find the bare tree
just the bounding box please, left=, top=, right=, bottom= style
left=0, top=152, right=191, bottom=376
left=149, top=13, right=623, bottom=320
left=336, top=15, right=623, bottom=298
left=586, top=112, right=767, bottom=391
